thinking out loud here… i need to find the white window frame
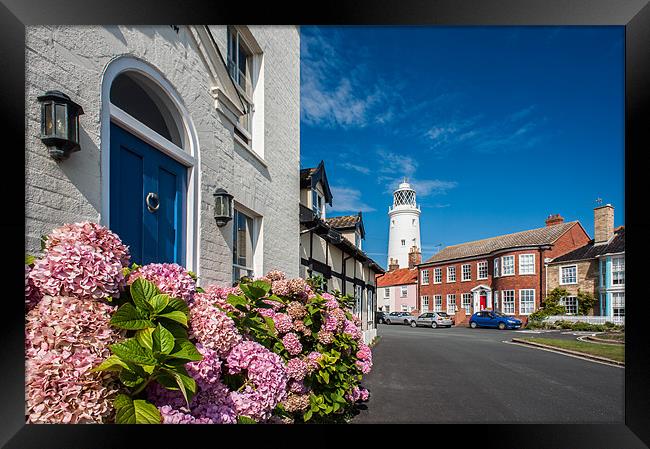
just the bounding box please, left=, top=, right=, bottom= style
left=502, top=290, right=515, bottom=315
left=519, top=289, right=535, bottom=315
left=461, top=264, right=471, bottom=281
left=446, top=294, right=456, bottom=315
left=559, top=265, right=578, bottom=285
left=611, top=256, right=625, bottom=286
left=501, top=255, right=515, bottom=276
left=400, top=285, right=408, bottom=297
left=447, top=266, right=456, bottom=283
left=421, top=270, right=430, bottom=285
left=560, top=296, right=578, bottom=315
left=384, top=287, right=390, bottom=298
left=422, top=295, right=430, bottom=310
left=434, top=295, right=443, bottom=312
left=518, top=254, right=535, bottom=275
left=494, top=258, right=500, bottom=277
left=401, top=304, right=409, bottom=312
left=612, top=292, right=625, bottom=318
left=477, top=261, right=488, bottom=280
left=493, top=291, right=499, bottom=310
left=434, top=267, right=442, bottom=284
left=232, top=207, right=260, bottom=283
left=461, top=293, right=472, bottom=315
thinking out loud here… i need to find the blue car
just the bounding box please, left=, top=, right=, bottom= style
left=468, top=310, right=522, bottom=330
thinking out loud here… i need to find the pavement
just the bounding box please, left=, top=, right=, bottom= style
left=351, top=324, right=624, bottom=424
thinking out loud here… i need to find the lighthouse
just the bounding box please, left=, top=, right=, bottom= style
left=387, top=179, right=421, bottom=269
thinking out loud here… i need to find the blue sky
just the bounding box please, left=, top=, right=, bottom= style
left=300, top=26, right=625, bottom=267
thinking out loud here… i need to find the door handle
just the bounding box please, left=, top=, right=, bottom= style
left=146, top=192, right=160, bottom=213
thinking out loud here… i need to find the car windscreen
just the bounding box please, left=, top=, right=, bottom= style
left=493, top=311, right=507, bottom=317
left=437, top=312, right=449, bottom=317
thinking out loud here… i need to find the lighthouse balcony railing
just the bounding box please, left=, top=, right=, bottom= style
left=388, top=204, right=421, bottom=212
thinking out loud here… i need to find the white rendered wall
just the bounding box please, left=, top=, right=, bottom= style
left=387, top=207, right=421, bottom=269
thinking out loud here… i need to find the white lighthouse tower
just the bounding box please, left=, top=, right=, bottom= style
left=387, top=179, right=421, bottom=269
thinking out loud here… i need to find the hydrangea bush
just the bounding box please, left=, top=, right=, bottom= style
left=25, top=222, right=372, bottom=424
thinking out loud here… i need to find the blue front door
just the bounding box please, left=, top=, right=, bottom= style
left=110, top=123, right=187, bottom=266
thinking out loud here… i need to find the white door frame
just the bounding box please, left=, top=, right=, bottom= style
left=100, top=55, right=201, bottom=275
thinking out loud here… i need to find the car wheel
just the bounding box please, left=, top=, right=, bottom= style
left=431, top=322, right=438, bottom=329
left=378, top=318, right=384, bottom=324
left=498, top=322, right=506, bottom=330
left=386, top=319, right=391, bottom=325
left=404, top=319, right=410, bottom=325
left=470, top=321, right=477, bottom=329
left=410, top=321, right=417, bottom=328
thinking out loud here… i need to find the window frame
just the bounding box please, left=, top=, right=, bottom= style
left=519, top=289, right=536, bottom=315
left=501, top=255, right=515, bottom=276
left=447, top=266, right=456, bottom=283
left=559, top=264, right=578, bottom=285
left=434, top=295, right=443, bottom=312
left=232, top=208, right=257, bottom=283
left=560, top=295, right=578, bottom=315
left=611, top=256, right=625, bottom=286
left=384, top=287, right=390, bottom=298
left=518, top=253, right=536, bottom=275
left=612, top=291, right=625, bottom=318
left=477, top=261, right=488, bottom=280
left=400, top=285, right=408, bottom=297
left=502, top=290, right=515, bottom=315
left=461, top=293, right=472, bottom=315
left=421, top=269, right=430, bottom=285
left=433, top=267, right=442, bottom=284
left=421, top=295, right=430, bottom=310
left=461, top=264, right=471, bottom=281
left=446, top=294, right=456, bottom=315
left=494, top=258, right=500, bottom=277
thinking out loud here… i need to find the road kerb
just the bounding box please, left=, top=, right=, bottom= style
left=510, top=338, right=625, bottom=367
left=585, top=335, right=625, bottom=345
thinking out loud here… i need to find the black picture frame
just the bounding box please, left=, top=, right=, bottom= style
left=1, top=0, right=648, bottom=447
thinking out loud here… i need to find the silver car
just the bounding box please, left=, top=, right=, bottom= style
left=384, top=311, right=416, bottom=325
left=411, top=312, right=453, bottom=328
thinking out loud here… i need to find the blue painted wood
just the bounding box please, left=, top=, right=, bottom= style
left=110, top=123, right=187, bottom=266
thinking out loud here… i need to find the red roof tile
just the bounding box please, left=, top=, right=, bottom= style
left=376, top=267, right=418, bottom=287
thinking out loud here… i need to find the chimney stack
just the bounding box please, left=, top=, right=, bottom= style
left=594, top=204, right=614, bottom=244
left=388, top=258, right=399, bottom=271
left=545, top=213, right=564, bottom=227
left=408, top=246, right=422, bottom=269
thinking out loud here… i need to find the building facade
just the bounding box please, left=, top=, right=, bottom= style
left=376, top=268, right=419, bottom=314
left=25, top=25, right=300, bottom=286
left=299, top=162, right=384, bottom=343
left=547, top=204, right=625, bottom=321
left=417, top=216, right=591, bottom=325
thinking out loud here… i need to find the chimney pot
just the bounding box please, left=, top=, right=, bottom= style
left=545, top=213, right=564, bottom=227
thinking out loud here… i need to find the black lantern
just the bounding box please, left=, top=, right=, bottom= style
left=37, top=90, right=84, bottom=161
left=213, top=188, right=234, bottom=227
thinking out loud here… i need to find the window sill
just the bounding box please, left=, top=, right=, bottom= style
left=233, top=132, right=268, bottom=168
left=461, top=279, right=472, bottom=282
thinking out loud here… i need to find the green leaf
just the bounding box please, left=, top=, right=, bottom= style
left=40, top=235, right=47, bottom=251
left=119, top=368, right=146, bottom=388
left=168, top=339, right=203, bottom=362
left=110, top=338, right=158, bottom=366
left=158, top=311, right=188, bottom=327
left=303, top=408, right=313, bottom=421
left=249, top=280, right=271, bottom=298
left=162, top=297, right=190, bottom=315
left=148, top=294, right=170, bottom=314
left=25, top=255, right=36, bottom=266
left=90, top=355, right=129, bottom=373
left=110, top=303, right=155, bottom=330
left=227, top=294, right=248, bottom=309
left=114, top=396, right=161, bottom=424
left=162, top=366, right=197, bottom=406
left=152, top=323, right=175, bottom=355
left=135, top=328, right=154, bottom=352
left=130, top=278, right=158, bottom=311
left=160, top=321, right=189, bottom=340
left=237, top=415, right=257, bottom=424
left=263, top=316, right=276, bottom=335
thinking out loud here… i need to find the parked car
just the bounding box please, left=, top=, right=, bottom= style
left=468, top=310, right=522, bottom=330
left=384, top=311, right=416, bottom=325
left=376, top=311, right=388, bottom=324
left=411, top=312, right=453, bottom=328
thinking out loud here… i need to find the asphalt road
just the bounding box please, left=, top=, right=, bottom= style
left=352, top=324, right=624, bottom=424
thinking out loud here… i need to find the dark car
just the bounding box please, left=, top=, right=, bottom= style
left=375, top=311, right=388, bottom=324
left=468, top=310, right=522, bottom=330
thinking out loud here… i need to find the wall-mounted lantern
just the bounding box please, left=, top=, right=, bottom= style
left=37, top=90, right=84, bottom=161
left=213, top=188, right=234, bottom=227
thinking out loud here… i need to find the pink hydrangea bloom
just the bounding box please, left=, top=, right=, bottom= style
left=286, top=301, right=307, bottom=319
left=29, top=241, right=126, bottom=301
left=281, top=393, right=310, bottom=413
left=264, top=270, right=286, bottom=282
left=272, top=278, right=308, bottom=299
left=286, top=357, right=308, bottom=381
left=128, top=263, right=196, bottom=302
left=359, top=387, right=369, bottom=401
left=195, top=284, right=242, bottom=314
left=306, top=351, right=323, bottom=373
left=226, top=341, right=288, bottom=421
left=356, top=343, right=372, bottom=362
left=282, top=332, right=303, bottom=356
left=343, top=319, right=363, bottom=341
left=25, top=264, right=42, bottom=310
left=316, top=330, right=334, bottom=345
left=46, top=221, right=130, bottom=267
left=356, top=360, right=372, bottom=374
left=188, top=294, right=242, bottom=358
left=25, top=295, right=125, bottom=423
left=288, top=379, right=309, bottom=394
left=273, top=313, right=293, bottom=334
left=292, top=319, right=311, bottom=336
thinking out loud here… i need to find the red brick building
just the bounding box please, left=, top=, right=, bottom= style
left=417, top=216, right=590, bottom=325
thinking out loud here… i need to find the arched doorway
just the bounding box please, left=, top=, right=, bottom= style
left=100, top=57, right=199, bottom=269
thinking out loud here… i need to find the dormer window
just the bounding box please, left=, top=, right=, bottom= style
left=312, top=189, right=324, bottom=218
left=355, top=231, right=361, bottom=249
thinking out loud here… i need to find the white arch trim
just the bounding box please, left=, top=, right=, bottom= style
left=100, top=55, right=201, bottom=276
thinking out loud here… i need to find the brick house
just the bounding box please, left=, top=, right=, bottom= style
left=547, top=204, right=625, bottom=321
left=417, top=216, right=591, bottom=325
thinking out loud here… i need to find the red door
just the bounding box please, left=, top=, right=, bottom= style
left=480, top=294, right=487, bottom=310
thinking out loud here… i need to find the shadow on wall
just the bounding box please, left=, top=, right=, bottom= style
left=58, top=125, right=101, bottom=217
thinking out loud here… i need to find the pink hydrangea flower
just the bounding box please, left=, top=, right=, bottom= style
left=264, top=270, right=286, bottom=282
left=356, top=343, right=372, bottom=362
left=188, top=294, right=242, bottom=358
left=356, top=360, right=372, bottom=374
left=281, top=393, right=310, bottom=413
left=25, top=295, right=125, bottom=423
left=226, top=341, right=288, bottom=421
left=25, top=264, right=42, bottom=310
left=343, top=319, right=363, bottom=341
left=285, top=357, right=308, bottom=381
left=195, top=284, right=242, bottom=314
left=306, top=351, right=323, bottom=373
left=282, top=333, right=303, bottom=356
left=128, top=263, right=196, bottom=302
left=273, top=313, right=293, bottom=334
left=46, top=221, right=130, bottom=267
left=286, top=301, right=307, bottom=319
left=316, top=330, right=334, bottom=345
left=272, top=278, right=308, bottom=299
